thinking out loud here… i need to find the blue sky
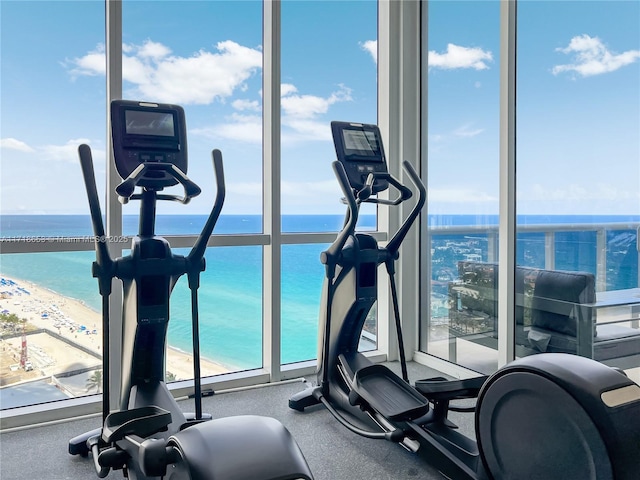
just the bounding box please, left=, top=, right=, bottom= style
left=1, top=0, right=638, bottom=217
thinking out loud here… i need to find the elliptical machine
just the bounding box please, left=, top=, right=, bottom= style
left=289, top=121, right=640, bottom=480
left=69, top=100, right=314, bottom=480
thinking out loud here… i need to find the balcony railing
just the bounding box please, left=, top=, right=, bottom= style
left=427, top=221, right=640, bottom=293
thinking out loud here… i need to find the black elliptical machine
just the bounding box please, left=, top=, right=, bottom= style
left=289, top=121, right=640, bottom=480
left=69, top=100, right=314, bottom=480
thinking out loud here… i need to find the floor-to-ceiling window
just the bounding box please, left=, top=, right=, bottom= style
left=419, top=0, right=639, bottom=380
left=0, top=0, right=379, bottom=415
left=280, top=0, right=378, bottom=365
left=118, top=0, right=266, bottom=375
left=0, top=1, right=105, bottom=408
left=420, top=0, right=501, bottom=373
left=515, top=0, right=639, bottom=377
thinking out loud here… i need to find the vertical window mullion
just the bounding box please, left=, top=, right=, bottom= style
left=398, top=0, right=422, bottom=362
left=263, top=0, right=282, bottom=382
left=419, top=0, right=431, bottom=356
left=379, top=1, right=421, bottom=363
left=105, top=0, right=124, bottom=409
left=497, top=0, right=517, bottom=367
left=377, top=0, right=396, bottom=360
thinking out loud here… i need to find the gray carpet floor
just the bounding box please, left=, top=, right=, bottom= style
left=1, top=363, right=476, bottom=480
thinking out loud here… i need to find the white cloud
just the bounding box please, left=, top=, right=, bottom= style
left=281, top=94, right=332, bottom=118
left=40, top=138, right=94, bottom=163
left=429, top=44, right=493, bottom=70
left=67, top=40, right=262, bottom=105
left=429, top=123, right=484, bottom=144
left=281, top=84, right=352, bottom=119
left=360, top=40, right=377, bottom=64
left=0, top=138, right=105, bottom=164
left=282, top=84, right=352, bottom=142
left=192, top=84, right=353, bottom=144
left=1, top=138, right=35, bottom=152
left=360, top=40, right=492, bottom=71
left=192, top=113, right=262, bottom=144
left=552, top=34, right=640, bottom=77
left=282, top=118, right=333, bottom=143
left=122, top=54, right=153, bottom=86
left=453, top=124, right=484, bottom=138
left=232, top=99, right=260, bottom=111
left=65, top=44, right=106, bottom=78
left=137, top=40, right=171, bottom=60
left=281, top=84, right=298, bottom=97
left=68, top=39, right=350, bottom=141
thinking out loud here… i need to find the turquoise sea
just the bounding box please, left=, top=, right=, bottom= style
left=0, top=215, right=375, bottom=371
left=1, top=214, right=638, bottom=371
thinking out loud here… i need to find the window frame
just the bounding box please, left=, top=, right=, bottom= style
left=0, top=0, right=387, bottom=429
left=415, top=0, right=518, bottom=377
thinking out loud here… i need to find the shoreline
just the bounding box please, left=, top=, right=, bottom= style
left=0, top=274, right=230, bottom=388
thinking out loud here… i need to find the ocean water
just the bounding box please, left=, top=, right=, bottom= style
left=0, top=215, right=375, bottom=370
left=1, top=214, right=638, bottom=370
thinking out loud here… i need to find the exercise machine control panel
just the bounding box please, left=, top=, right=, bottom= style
left=111, top=100, right=188, bottom=182
left=331, top=121, right=389, bottom=194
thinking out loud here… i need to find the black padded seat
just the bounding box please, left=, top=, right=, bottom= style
left=450, top=261, right=640, bottom=363
left=527, top=269, right=640, bottom=361
left=530, top=269, right=597, bottom=338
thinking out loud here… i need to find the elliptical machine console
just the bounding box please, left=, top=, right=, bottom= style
left=290, top=120, right=640, bottom=480
left=111, top=100, right=187, bottom=180
left=69, top=100, right=313, bottom=480
left=331, top=121, right=389, bottom=194
left=110, top=100, right=200, bottom=203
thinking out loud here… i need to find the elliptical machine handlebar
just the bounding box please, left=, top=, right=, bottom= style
left=322, top=159, right=426, bottom=271
left=78, top=144, right=226, bottom=275
left=78, top=143, right=115, bottom=423
left=115, top=162, right=202, bottom=205
left=356, top=172, right=413, bottom=207
left=78, top=144, right=114, bottom=296
left=188, top=149, right=225, bottom=267
left=320, top=161, right=359, bottom=273
left=385, top=161, right=426, bottom=258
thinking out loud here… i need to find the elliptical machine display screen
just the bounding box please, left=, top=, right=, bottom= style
left=111, top=100, right=188, bottom=182
left=341, top=129, right=382, bottom=159
left=331, top=121, right=388, bottom=194
left=125, top=110, right=176, bottom=137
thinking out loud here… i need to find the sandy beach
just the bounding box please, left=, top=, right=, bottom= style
left=0, top=274, right=229, bottom=392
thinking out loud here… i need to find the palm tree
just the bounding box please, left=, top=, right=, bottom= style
left=85, top=370, right=102, bottom=393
